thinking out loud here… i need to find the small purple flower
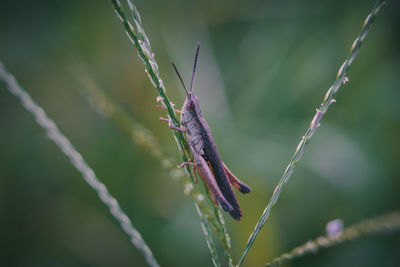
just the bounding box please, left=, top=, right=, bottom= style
left=326, top=219, right=344, bottom=237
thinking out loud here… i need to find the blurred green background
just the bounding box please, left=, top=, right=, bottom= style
left=1, top=0, right=399, bottom=266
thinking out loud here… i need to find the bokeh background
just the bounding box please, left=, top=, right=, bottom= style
left=1, top=0, right=399, bottom=266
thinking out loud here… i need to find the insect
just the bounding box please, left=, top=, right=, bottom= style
left=160, top=43, right=251, bottom=220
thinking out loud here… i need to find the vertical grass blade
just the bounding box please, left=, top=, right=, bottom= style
left=237, top=1, right=385, bottom=265
left=214, top=207, right=234, bottom=267
left=264, top=210, right=400, bottom=267
left=196, top=203, right=222, bottom=267
left=0, top=62, right=160, bottom=267
left=74, top=66, right=233, bottom=258
left=111, top=0, right=192, bottom=175
left=110, top=0, right=233, bottom=262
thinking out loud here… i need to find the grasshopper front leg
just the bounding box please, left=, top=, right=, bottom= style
left=177, top=160, right=198, bottom=183
left=177, top=161, right=197, bottom=168
left=159, top=117, right=187, bottom=133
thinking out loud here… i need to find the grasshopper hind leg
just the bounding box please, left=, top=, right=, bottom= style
left=195, top=157, right=233, bottom=212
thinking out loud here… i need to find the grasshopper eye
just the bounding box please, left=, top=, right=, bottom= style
left=187, top=100, right=195, bottom=109
left=186, top=97, right=195, bottom=109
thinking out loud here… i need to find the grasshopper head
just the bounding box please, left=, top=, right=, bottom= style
left=181, top=92, right=202, bottom=125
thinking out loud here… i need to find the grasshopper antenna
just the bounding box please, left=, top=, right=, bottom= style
left=189, top=42, right=200, bottom=93
left=171, top=62, right=189, bottom=96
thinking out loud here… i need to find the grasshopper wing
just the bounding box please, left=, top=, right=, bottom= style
left=195, top=156, right=233, bottom=213
left=206, top=158, right=243, bottom=220
left=222, top=162, right=251, bottom=194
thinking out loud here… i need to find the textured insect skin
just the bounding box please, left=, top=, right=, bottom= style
left=164, top=43, right=251, bottom=220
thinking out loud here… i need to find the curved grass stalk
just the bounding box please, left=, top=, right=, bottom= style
left=237, top=1, right=385, bottom=265
left=111, top=0, right=225, bottom=261
left=196, top=203, right=221, bottom=267
left=74, top=66, right=233, bottom=257
left=110, top=0, right=235, bottom=263
left=265, top=210, right=400, bottom=267
left=111, top=0, right=191, bottom=168
left=215, top=208, right=234, bottom=267
left=0, top=62, right=160, bottom=267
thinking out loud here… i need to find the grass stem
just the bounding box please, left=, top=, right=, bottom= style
left=74, top=66, right=233, bottom=257
left=0, top=61, right=160, bottom=267
left=264, top=210, right=400, bottom=267
left=237, top=1, right=385, bottom=265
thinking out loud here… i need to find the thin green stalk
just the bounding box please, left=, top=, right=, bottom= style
left=111, top=0, right=192, bottom=178
left=110, top=0, right=235, bottom=262
left=196, top=203, right=222, bottom=267
left=237, top=1, right=385, bottom=265
left=0, top=62, right=160, bottom=267
left=214, top=208, right=234, bottom=267
left=265, top=210, right=400, bottom=267
left=74, top=67, right=233, bottom=257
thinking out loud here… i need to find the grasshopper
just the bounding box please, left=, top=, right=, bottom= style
left=160, top=43, right=251, bottom=220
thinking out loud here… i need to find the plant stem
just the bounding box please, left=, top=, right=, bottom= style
left=74, top=66, right=233, bottom=257
left=111, top=0, right=192, bottom=177
left=265, top=210, right=400, bottom=267
left=237, top=1, right=385, bottom=265
left=196, top=203, right=222, bottom=267
left=0, top=62, right=160, bottom=267
left=111, top=0, right=235, bottom=261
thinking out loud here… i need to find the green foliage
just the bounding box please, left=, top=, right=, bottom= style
left=1, top=0, right=398, bottom=266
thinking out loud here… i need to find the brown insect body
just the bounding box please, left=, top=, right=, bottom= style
left=164, top=43, right=251, bottom=220
left=181, top=92, right=250, bottom=220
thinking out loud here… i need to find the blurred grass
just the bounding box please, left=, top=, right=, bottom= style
left=0, top=0, right=399, bottom=266
left=238, top=1, right=385, bottom=264
left=265, top=209, right=400, bottom=267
